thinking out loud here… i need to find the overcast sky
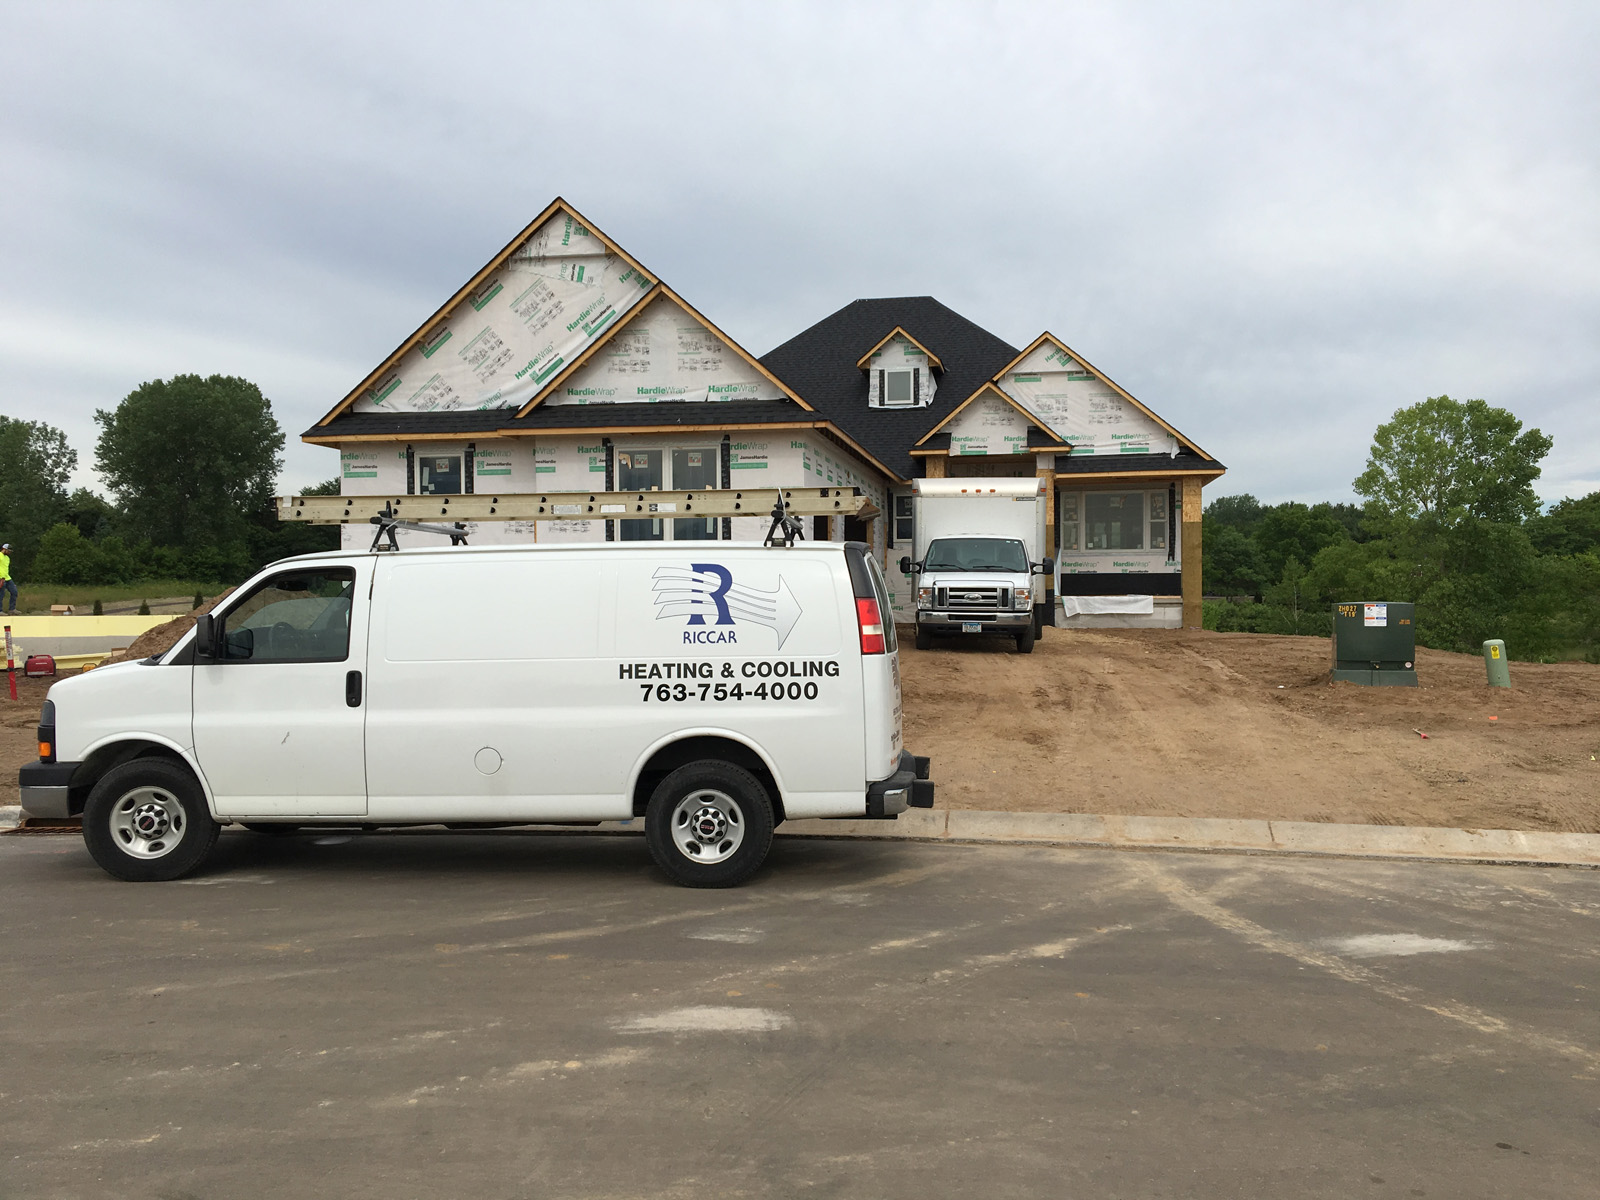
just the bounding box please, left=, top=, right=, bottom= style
left=3, top=1, right=1596, bottom=505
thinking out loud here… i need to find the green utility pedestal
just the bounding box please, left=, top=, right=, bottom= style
left=1330, top=601, right=1418, bottom=686
left=1483, top=639, right=1511, bottom=687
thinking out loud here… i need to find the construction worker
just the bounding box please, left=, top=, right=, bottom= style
left=0, top=543, right=14, bottom=615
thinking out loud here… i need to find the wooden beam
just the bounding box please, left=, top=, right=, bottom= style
left=924, top=455, right=946, bottom=479
left=1181, top=476, right=1204, bottom=629
left=277, top=488, right=877, bottom=525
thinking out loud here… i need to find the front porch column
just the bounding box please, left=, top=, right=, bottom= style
left=1035, top=461, right=1056, bottom=609
left=1181, top=476, right=1203, bottom=628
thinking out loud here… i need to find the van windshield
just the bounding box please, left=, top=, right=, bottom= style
left=923, top=538, right=1029, bottom=572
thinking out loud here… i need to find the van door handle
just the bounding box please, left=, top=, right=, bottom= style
left=346, top=670, right=363, bottom=707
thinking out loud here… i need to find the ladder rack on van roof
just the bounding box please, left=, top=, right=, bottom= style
left=277, top=488, right=877, bottom=529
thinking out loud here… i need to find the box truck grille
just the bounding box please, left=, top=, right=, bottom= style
left=937, top=586, right=1008, bottom=611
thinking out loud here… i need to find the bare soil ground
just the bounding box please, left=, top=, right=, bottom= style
left=901, top=628, right=1600, bottom=831
left=4, top=630, right=1596, bottom=832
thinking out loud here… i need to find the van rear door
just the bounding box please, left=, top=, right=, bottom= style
left=845, top=544, right=903, bottom=783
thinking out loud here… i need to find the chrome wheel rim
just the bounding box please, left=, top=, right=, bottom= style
left=108, top=786, right=187, bottom=859
left=669, top=789, right=745, bottom=864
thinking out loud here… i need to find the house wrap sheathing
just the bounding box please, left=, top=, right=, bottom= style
left=307, top=199, right=1224, bottom=628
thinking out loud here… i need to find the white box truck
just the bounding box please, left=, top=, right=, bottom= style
left=897, top=478, right=1054, bottom=654
left=19, top=540, right=933, bottom=888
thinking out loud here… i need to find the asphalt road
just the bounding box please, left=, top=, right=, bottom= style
left=2, top=831, right=1596, bottom=1199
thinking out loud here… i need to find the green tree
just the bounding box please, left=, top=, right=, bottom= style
left=1203, top=493, right=1264, bottom=531
left=95, top=375, right=285, bottom=557
left=1353, top=395, right=1552, bottom=524
left=1526, top=491, right=1600, bottom=558
left=1254, top=501, right=1348, bottom=581
left=0, top=416, right=77, bottom=574
left=64, top=487, right=118, bottom=540
left=1202, top=522, right=1265, bottom=596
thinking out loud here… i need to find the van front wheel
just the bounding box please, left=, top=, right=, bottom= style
left=83, top=759, right=220, bottom=882
left=645, top=761, right=774, bottom=888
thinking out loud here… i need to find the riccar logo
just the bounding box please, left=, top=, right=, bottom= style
left=652, top=564, right=803, bottom=649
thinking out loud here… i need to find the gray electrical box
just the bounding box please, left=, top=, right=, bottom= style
left=1331, top=602, right=1417, bottom=687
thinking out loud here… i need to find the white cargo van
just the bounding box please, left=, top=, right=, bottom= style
left=19, top=541, right=932, bottom=887
left=898, top=478, right=1055, bottom=653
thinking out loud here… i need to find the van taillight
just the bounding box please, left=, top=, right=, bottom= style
left=856, top=597, right=886, bottom=655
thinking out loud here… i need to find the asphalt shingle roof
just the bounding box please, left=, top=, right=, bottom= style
left=1054, top=450, right=1226, bottom=474
left=760, top=297, right=1021, bottom=479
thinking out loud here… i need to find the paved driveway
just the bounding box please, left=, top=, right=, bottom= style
left=2, top=832, right=1596, bottom=1199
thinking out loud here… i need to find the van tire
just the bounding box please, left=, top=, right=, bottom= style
left=82, top=759, right=221, bottom=882
left=644, top=760, right=774, bottom=888
left=914, top=628, right=933, bottom=651
left=1015, top=624, right=1036, bottom=654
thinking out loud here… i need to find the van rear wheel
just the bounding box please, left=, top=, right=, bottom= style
left=83, top=759, right=220, bottom=882
left=644, top=760, right=774, bottom=888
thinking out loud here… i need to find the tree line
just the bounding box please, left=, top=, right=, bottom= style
left=0, top=375, right=337, bottom=589
left=1204, top=396, right=1600, bottom=661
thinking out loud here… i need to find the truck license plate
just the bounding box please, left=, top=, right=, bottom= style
left=962, top=621, right=981, bottom=633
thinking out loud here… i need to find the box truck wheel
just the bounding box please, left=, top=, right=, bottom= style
left=83, top=759, right=221, bottom=882
left=645, top=760, right=774, bottom=888
left=914, top=627, right=933, bottom=651
left=1015, top=624, right=1036, bottom=654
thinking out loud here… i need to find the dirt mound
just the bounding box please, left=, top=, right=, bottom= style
left=901, top=627, right=1600, bottom=832
left=100, top=589, right=235, bottom=665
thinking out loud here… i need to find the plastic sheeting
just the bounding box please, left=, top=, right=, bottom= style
left=998, top=343, right=1176, bottom=456
left=352, top=211, right=653, bottom=413
left=545, top=294, right=784, bottom=405
left=944, top=392, right=1029, bottom=456
left=1058, top=594, right=1155, bottom=616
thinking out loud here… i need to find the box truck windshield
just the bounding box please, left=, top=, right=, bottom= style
left=923, top=538, right=1030, bottom=573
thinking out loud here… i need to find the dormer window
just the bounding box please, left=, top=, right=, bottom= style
left=860, top=328, right=940, bottom=409
left=882, top=368, right=918, bottom=407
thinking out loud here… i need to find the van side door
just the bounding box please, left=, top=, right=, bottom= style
left=192, top=562, right=370, bottom=816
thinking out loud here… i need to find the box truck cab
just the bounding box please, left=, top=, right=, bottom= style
left=19, top=540, right=932, bottom=888
left=898, top=478, right=1054, bottom=653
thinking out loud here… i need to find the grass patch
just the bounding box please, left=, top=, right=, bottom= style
left=9, top=581, right=223, bottom=614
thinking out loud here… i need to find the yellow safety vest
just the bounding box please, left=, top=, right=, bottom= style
left=0, top=552, right=9, bottom=581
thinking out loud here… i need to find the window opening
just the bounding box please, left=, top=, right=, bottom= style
left=1084, top=493, right=1144, bottom=551
left=220, top=569, right=356, bottom=664
left=671, top=447, right=718, bottom=541
left=1149, top=491, right=1168, bottom=551
left=1059, top=493, right=1078, bottom=552
left=884, top=370, right=913, bottom=407
left=418, top=455, right=462, bottom=495
left=893, top=495, right=914, bottom=546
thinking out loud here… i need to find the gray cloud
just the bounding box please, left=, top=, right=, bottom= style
left=3, top=0, right=1595, bottom=503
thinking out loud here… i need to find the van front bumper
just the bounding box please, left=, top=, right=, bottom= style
left=917, top=610, right=1031, bottom=634
left=865, top=750, right=934, bottom=819
left=19, top=761, right=81, bottom=819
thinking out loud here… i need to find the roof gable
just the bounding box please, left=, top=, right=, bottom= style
left=913, top=382, right=1068, bottom=451
left=517, top=284, right=810, bottom=414
left=855, top=326, right=944, bottom=371
left=319, top=198, right=656, bottom=424
left=994, top=333, right=1213, bottom=460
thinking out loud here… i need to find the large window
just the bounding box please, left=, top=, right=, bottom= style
left=220, top=569, right=355, bottom=663
left=616, top=446, right=720, bottom=542
left=893, top=494, right=914, bottom=545
left=1084, top=493, right=1144, bottom=551
left=1060, top=490, right=1173, bottom=555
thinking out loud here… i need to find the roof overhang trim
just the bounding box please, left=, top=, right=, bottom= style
left=854, top=326, right=944, bottom=371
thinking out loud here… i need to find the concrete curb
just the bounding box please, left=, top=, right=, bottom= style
left=775, top=810, right=1600, bottom=868
left=4, top=805, right=1595, bottom=867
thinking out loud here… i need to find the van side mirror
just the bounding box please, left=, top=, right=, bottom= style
left=898, top=556, right=913, bottom=575
left=224, top=628, right=254, bottom=661
left=193, top=613, right=219, bottom=659
left=1035, top=558, right=1055, bottom=575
